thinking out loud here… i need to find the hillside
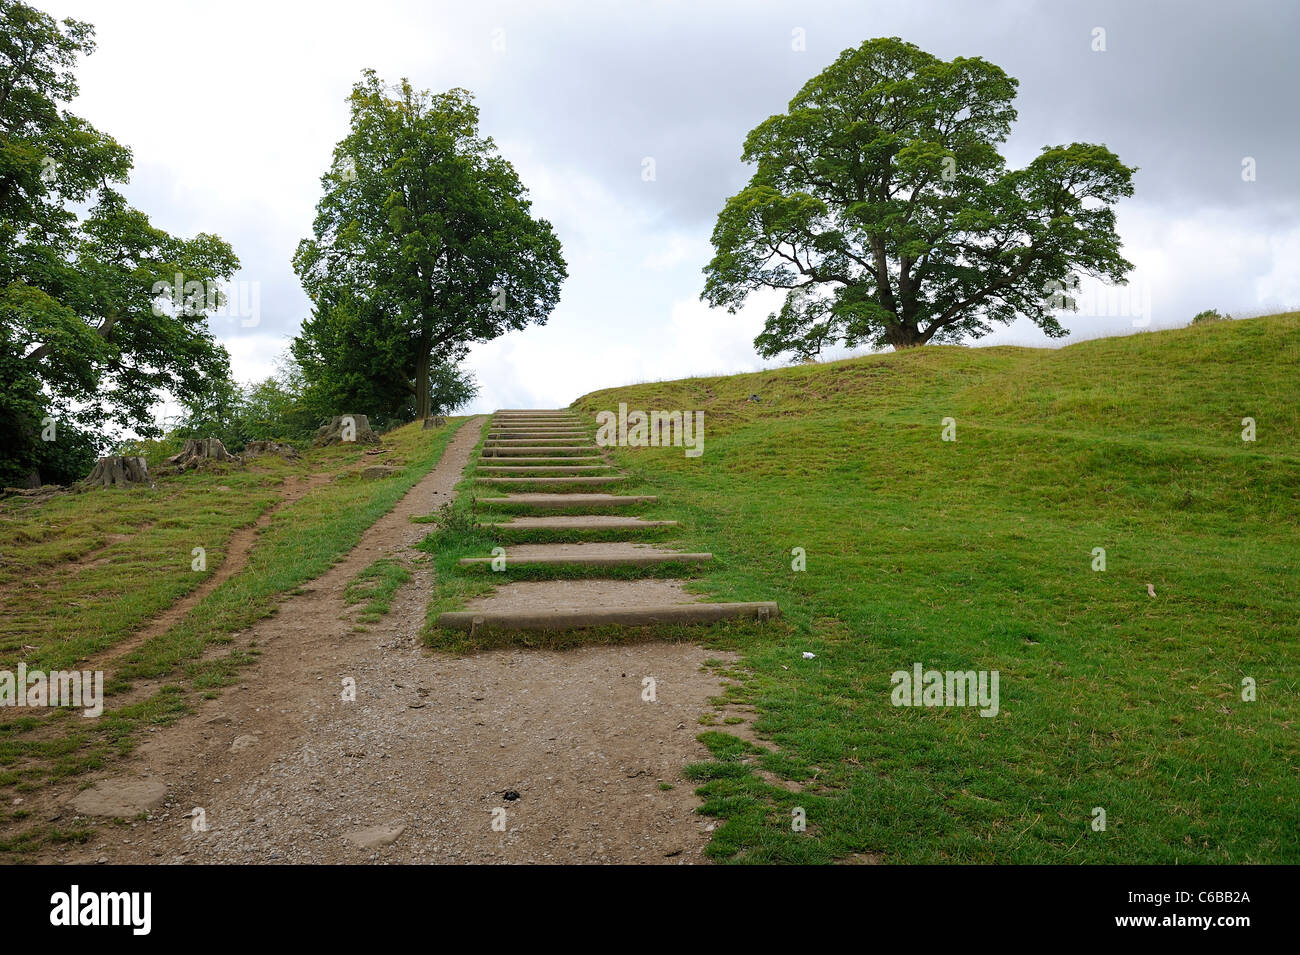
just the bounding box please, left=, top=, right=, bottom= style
left=570, top=313, right=1300, bottom=863
left=2, top=314, right=1295, bottom=864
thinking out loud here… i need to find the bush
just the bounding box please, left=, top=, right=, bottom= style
left=1192, top=308, right=1231, bottom=325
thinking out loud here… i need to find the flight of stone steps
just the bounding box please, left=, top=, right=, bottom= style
left=435, top=409, right=781, bottom=633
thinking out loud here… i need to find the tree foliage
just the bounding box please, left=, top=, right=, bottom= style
left=703, top=37, right=1137, bottom=357
left=0, top=0, right=238, bottom=484
left=293, top=71, right=564, bottom=420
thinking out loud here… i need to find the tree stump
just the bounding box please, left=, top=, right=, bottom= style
left=243, top=440, right=300, bottom=460
left=85, top=456, right=153, bottom=488
left=314, top=414, right=381, bottom=446
left=164, top=438, right=234, bottom=470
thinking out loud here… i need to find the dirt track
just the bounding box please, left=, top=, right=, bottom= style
left=39, top=417, right=733, bottom=864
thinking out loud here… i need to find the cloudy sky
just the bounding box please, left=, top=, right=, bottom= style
left=37, top=0, right=1300, bottom=414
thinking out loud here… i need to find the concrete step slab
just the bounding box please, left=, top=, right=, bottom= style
left=481, top=447, right=597, bottom=456
left=476, top=494, right=657, bottom=509
left=457, top=541, right=712, bottom=568
left=478, top=459, right=603, bottom=467
left=436, top=602, right=779, bottom=631
left=477, top=465, right=615, bottom=473
left=479, top=516, right=678, bottom=530
left=474, top=475, right=625, bottom=485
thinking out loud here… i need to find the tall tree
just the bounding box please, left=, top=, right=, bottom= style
left=294, top=71, right=565, bottom=420
left=0, top=0, right=238, bottom=485
left=703, top=37, right=1136, bottom=356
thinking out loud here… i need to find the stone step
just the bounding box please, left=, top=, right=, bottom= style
left=487, top=431, right=588, bottom=438
left=479, top=516, right=678, bottom=531
left=474, top=475, right=625, bottom=485
left=477, top=494, right=657, bottom=509
left=436, top=602, right=779, bottom=632
left=478, top=459, right=603, bottom=467
left=458, top=541, right=711, bottom=569
left=481, top=446, right=599, bottom=456
left=477, top=465, right=615, bottom=473
left=486, top=438, right=596, bottom=444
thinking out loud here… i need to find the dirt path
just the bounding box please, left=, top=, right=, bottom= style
left=36, top=417, right=731, bottom=864
left=87, top=471, right=334, bottom=673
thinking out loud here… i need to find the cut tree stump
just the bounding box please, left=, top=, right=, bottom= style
left=243, top=440, right=300, bottom=459
left=164, top=438, right=234, bottom=470
left=84, top=456, right=153, bottom=488
left=314, top=415, right=380, bottom=446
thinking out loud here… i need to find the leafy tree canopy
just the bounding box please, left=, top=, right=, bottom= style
left=293, top=71, right=565, bottom=420
left=702, top=37, right=1137, bottom=357
left=0, top=0, right=238, bottom=484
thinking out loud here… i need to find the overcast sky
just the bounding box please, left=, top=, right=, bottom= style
left=36, top=0, right=1300, bottom=414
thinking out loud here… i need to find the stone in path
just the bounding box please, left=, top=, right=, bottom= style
left=346, top=824, right=407, bottom=850
left=71, top=777, right=168, bottom=818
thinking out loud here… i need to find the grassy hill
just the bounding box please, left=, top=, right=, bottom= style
left=572, top=313, right=1300, bottom=863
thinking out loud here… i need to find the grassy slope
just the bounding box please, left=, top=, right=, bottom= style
left=573, top=313, right=1300, bottom=864
left=0, top=418, right=464, bottom=852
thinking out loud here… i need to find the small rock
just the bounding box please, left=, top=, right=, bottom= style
left=71, top=778, right=168, bottom=818
left=230, top=735, right=260, bottom=752
left=345, top=824, right=407, bottom=850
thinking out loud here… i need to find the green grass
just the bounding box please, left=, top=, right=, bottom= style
left=345, top=558, right=413, bottom=622
left=567, top=312, right=1300, bottom=864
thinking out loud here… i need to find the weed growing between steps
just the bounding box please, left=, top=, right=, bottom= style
left=572, top=314, right=1300, bottom=864
left=0, top=418, right=465, bottom=851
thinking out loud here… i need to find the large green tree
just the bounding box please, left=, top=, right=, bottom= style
left=293, top=71, right=565, bottom=421
left=0, top=0, right=238, bottom=485
left=703, top=37, right=1136, bottom=356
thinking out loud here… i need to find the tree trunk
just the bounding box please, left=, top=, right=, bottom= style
left=415, top=347, right=431, bottom=421
left=886, top=323, right=926, bottom=350
left=85, top=456, right=153, bottom=488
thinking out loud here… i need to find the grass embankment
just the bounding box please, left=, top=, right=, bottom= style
left=563, top=313, right=1299, bottom=864
left=0, top=418, right=463, bottom=854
